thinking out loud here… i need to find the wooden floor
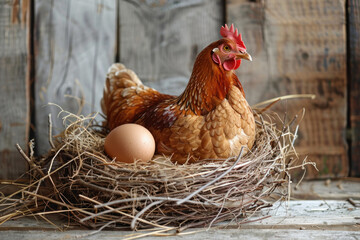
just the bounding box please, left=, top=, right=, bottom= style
left=1, top=180, right=360, bottom=240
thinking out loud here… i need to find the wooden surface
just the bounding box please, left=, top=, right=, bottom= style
left=1, top=228, right=358, bottom=240
left=349, top=0, right=360, bottom=177
left=292, top=178, right=360, bottom=200
left=119, top=0, right=223, bottom=95
left=0, top=200, right=359, bottom=239
left=227, top=0, right=348, bottom=178
left=0, top=0, right=29, bottom=179
left=34, top=0, right=117, bottom=154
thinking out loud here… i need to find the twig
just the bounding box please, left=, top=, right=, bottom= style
left=79, top=194, right=174, bottom=230
left=252, top=94, right=316, bottom=108
left=73, top=220, right=116, bottom=239
left=131, top=200, right=163, bottom=229
left=16, top=143, right=46, bottom=178
left=123, top=227, right=177, bottom=240
left=177, top=147, right=244, bottom=205
left=94, top=196, right=219, bottom=209
left=24, top=191, right=92, bottom=215
left=347, top=198, right=360, bottom=207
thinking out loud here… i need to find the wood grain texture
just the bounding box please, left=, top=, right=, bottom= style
left=226, top=0, right=269, bottom=105
left=292, top=179, right=360, bottom=200
left=2, top=229, right=359, bottom=240
left=119, top=0, right=223, bottom=96
left=227, top=0, right=348, bottom=178
left=348, top=0, right=360, bottom=177
left=1, top=200, right=359, bottom=239
left=0, top=0, right=29, bottom=179
left=34, top=0, right=116, bottom=154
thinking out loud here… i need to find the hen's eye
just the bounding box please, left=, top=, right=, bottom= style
left=223, top=45, right=230, bottom=52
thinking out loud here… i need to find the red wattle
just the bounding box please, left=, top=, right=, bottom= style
left=223, top=59, right=241, bottom=71
left=223, top=58, right=236, bottom=71
left=234, top=59, right=241, bottom=69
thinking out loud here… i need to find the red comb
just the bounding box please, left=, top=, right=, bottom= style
left=220, top=24, right=246, bottom=51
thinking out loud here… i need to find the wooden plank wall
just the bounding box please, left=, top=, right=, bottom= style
left=0, top=0, right=29, bottom=179
left=0, top=0, right=357, bottom=179
left=349, top=0, right=360, bottom=177
left=119, top=0, right=223, bottom=95
left=227, top=0, right=348, bottom=178
left=34, top=0, right=117, bottom=154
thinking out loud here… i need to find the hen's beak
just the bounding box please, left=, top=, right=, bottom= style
left=236, top=52, right=252, bottom=61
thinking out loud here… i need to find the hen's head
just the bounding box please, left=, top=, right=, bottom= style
left=211, top=24, right=252, bottom=71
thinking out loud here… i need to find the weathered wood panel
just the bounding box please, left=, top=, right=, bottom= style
left=34, top=0, right=117, bottom=154
left=227, top=0, right=348, bottom=178
left=349, top=0, right=360, bottom=177
left=2, top=229, right=359, bottom=240
left=292, top=179, right=360, bottom=200
left=1, top=201, right=359, bottom=239
left=0, top=0, right=29, bottom=179
left=226, top=0, right=269, bottom=105
left=119, top=0, right=223, bottom=95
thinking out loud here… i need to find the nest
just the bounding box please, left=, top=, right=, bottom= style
left=0, top=103, right=315, bottom=237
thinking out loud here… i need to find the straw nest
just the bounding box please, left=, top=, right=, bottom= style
left=1, top=103, right=315, bottom=235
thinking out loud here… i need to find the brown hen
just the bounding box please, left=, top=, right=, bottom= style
left=101, top=24, right=255, bottom=163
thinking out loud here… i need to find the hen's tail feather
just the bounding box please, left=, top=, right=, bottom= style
left=102, top=63, right=175, bottom=130
left=101, top=63, right=143, bottom=117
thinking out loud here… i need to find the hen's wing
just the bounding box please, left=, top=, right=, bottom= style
left=101, top=64, right=175, bottom=130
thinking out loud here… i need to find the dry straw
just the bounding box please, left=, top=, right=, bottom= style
left=0, top=96, right=316, bottom=237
